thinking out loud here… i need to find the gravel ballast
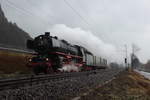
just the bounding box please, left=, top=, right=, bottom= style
left=0, top=68, right=123, bottom=100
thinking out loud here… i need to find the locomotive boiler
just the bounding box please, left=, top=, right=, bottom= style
left=27, top=32, right=107, bottom=74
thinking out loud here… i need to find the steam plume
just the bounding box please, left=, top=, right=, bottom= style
left=48, top=24, right=122, bottom=63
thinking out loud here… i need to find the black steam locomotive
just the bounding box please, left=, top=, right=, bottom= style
left=27, top=32, right=107, bottom=74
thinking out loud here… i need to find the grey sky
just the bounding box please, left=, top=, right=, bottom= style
left=0, top=0, right=150, bottom=63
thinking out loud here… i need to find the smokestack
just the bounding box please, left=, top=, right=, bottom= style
left=45, top=32, right=50, bottom=36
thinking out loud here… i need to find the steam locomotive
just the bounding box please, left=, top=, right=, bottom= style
left=27, top=32, right=107, bottom=74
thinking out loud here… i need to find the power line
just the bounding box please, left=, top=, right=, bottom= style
left=63, top=0, right=107, bottom=40
left=63, top=0, right=92, bottom=28
left=6, top=0, right=33, bottom=16
left=4, top=0, right=53, bottom=25
left=75, top=1, right=98, bottom=27
left=24, top=0, right=54, bottom=21
left=75, top=1, right=112, bottom=42
left=2, top=0, right=32, bottom=17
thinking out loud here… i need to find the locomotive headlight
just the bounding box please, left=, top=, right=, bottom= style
left=46, top=58, right=49, bottom=61
left=29, top=58, right=32, bottom=62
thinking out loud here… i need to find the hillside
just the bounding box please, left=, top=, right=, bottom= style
left=0, top=4, right=31, bottom=49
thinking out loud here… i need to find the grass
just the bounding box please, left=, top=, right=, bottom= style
left=79, top=70, right=150, bottom=100
left=0, top=49, right=32, bottom=75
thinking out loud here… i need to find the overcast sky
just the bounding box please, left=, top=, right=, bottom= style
left=1, top=0, right=150, bottom=63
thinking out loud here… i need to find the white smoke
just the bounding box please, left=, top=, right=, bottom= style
left=58, top=64, right=79, bottom=72
left=48, top=24, right=122, bottom=63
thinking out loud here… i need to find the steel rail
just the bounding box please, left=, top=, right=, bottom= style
left=0, top=70, right=101, bottom=90
left=0, top=68, right=124, bottom=91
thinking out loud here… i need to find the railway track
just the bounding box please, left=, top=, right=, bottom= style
left=0, top=67, right=124, bottom=100
left=0, top=69, right=112, bottom=91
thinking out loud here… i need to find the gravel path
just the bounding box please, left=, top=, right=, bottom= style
left=0, top=68, right=123, bottom=100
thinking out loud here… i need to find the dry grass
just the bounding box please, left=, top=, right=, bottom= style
left=79, top=70, right=150, bottom=100
left=0, top=50, right=32, bottom=74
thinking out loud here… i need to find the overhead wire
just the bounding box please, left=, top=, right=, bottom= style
left=63, top=0, right=106, bottom=40
left=3, top=0, right=105, bottom=40
left=63, top=0, right=120, bottom=63
left=24, top=0, right=54, bottom=24
left=1, top=0, right=32, bottom=17
left=5, top=0, right=34, bottom=16
left=63, top=0, right=92, bottom=28
left=4, top=0, right=53, bottom=25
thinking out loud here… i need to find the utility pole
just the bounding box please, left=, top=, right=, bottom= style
left=124, top=44, right=128, bottom=68
left=131, top=45, right=135, bottom=69
left=131, top=44, right=140, bottom=69
left=132, top=44, right=140, bottom=55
